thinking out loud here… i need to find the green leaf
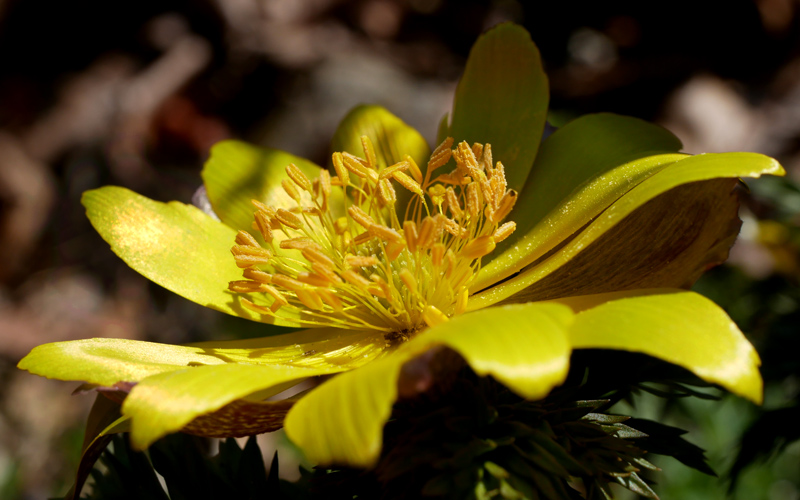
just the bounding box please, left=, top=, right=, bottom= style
left=471, top=152, right=784, bottom=307
left=284, top=303, right=574, bottom=467
left=81, top=186, right=277, bottom=323
left=18, top=328, right=385, bottom=389
left=557, top=289, right=763, bottom=404
left=447, top=23, right=548, bottom=193
left=202, top=140, right=325, bottom=232
left=331, top=105, right=431, bottom=211
left=482, top=113, right=683, bottom=285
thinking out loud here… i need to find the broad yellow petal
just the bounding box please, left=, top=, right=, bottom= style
left=555, top=289, right=763, bottom=404
left=81, top=186, right=273, bottom=322
left=285, top=303, right=573, bottom=467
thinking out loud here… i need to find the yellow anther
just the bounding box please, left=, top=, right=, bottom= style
left=286, top=163, right=313, bottom=192
left=319, top=169, right=331, bottom=210
left=348, top=206, right=375, bottom=229
left=455, top=287, right=469, bottom=316
left=312, top=262, right=343, bottom=284
left=403, top=220, right=418, bottom=253
left=254, top=211, right=273, bottom=242
left=297, top=272, right=333, bottom=288
left=466, top=182, right=480, bottom=217
left=333, top=216, right=349, bottom=235
left=378, top=179, right=397, bottom=205
left=459, top=235, right=496, bottom=260
left=332, top=152, right=350, bottom=186
left=346, top=255, right=380, bottom=267
left=493, top=221, right=516, bottom=243
left=416, top=216, right=435, bottom=249
left=481, top=144, right=493, bottom=172
left=385, top=240, right=405, bottom=262
left=445, top=187, right=463, bottom=220
left=443, top=218, right=467, bottom=239
left=432, top=137, right=454, bottom=157
left=493, top=161, right=507, bottom=197
left=472, top=142, right=484, bottom=163
left=282, top=178, right=301, bottom=202
left=422, top=305, right=449, bottom=327
left=276, top=209, right=303, bottom=230
left=431, top=242, right=446, bottom=267
left=280, top=237, right=318, bottom=250
left=316, top=288, right=343, bottom=311
left=243, top=268, right=272, bottom=283
left=228, top=280, right=269, bottom=293
left=353, top=231, right=375, bottom=246
left=271, top=274, right=305, bottom=292
left=231, top=245, right=271, bottom=268
left=361, top=135, right=378, bottom=170
left=341, top=270, right=371, bottom=291
left=342, top=152, right=370, bottom=179
left=256, top=285, right=289, bottom=307
left=369, top=223, right=404, bottom=243
left=392, top=171, right=423, bottom=197
left=301, top=247, right=336, bottom=269
left=235, top=230, right=259, bottom=247
left=380, top=160, right=409, bottom=180
left=296, top=288, right=324, bottom=310
left=427, top=147, right=452, bottom=173
left=399, top=268, right=417, bottom=294
left=251, top=199, right=275, bottom=217
left=492, top=190, right=517, bottom=223
left=404, top=154, right=423, bottom=183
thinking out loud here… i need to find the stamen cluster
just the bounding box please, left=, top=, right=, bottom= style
left=228, top=136, right=516, bottom=339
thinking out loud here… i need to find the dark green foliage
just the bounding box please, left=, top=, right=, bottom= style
left=309, top=373, right=712, bottom=500
left=82, top=435, right=168, bottom=500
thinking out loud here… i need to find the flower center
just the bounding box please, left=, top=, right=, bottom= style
left=228, top=136, right=516, bottom=338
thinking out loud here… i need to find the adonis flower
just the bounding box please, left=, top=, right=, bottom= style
left=19, top=23, right=783, bottom=473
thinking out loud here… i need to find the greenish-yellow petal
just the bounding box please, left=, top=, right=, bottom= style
left=124, top=363, right=317, bottom=449
left=555, top=289, right=763, bottom=404
left=285, top=303, right=574, bottom=468
left=202, top=140, right=325, bottom=232
left=471, top=152, right=784, bottom=307
left=474, top=152, right=687, bottom=291
left=484, top=113, right=684, bottom=281
left=81, top=186, right=268, bottom=322
left=447, top=23, right=548, bottom=192
left=409, top=303, right=574, bottom=400
left=18, top=328, right=386, bottom=387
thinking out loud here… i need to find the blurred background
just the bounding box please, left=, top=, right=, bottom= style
left=0, top=0, right=798, bottom=498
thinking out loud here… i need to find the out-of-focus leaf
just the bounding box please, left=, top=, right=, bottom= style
left=447, top=23, right=548, bottom=193
left=202, top=140, right=324, bottom=232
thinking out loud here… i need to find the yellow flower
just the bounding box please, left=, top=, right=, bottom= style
left=18, top=23, right=783, bottom=471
